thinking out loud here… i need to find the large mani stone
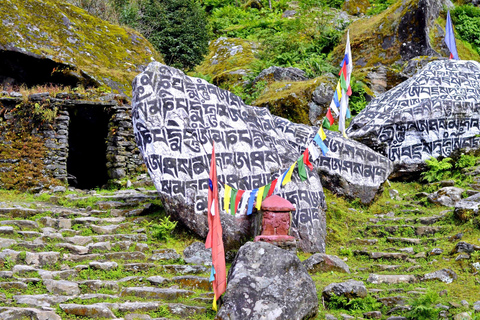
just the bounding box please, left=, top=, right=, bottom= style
left=132, top=62, right=391, bottom=252
left=347, top=60, right=480, bottom=179
left=216, top=241, right=318, bottom=320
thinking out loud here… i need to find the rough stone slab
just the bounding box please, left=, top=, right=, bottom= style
left=93, top=234, right=147, bottom=242
left=77, top=280, right=119, bottom=292
left=168, top=303, right=206, bottom=317
left=157, top=264, right=208, bottom=275
left=0, top=226, right=14, bottom=235
left=44, top=280, right=80, bottom=296
left=183, top=242, right=212, bottom=266
left=0, top=238, right=16, bottom=249
left=17, top=231, right=41, bottom=239
left=171, top=276, right=212, bottom=291
left=38, top=270, right=78, bottom=280
left=0, top=307, right=61, bottom=320
left=104, top=251, right=146, bottom=261
left=116, top=302, right=161, bottom=313
left=377, top=296, right=407, bottom=307
left=64, top=236, right=93, bottom=246
left=123, top=263, right=156, bottom=272
left=89, top=261, right=118, bottom=271
left=87, top=241, right=111, bottom=253
left=386, top=237, right=421, bottom=245
left=0, top=207, right=45, bottom=218
left=0, top=220, right=38, bottom=229
left=367, top=274, right=417, bottom=284
left=422, top=268, right=457, bottom=283
left=56, top=243, right=88, bottom=255
left=149, top=248, right=180, bottom=261
left=323, top=279, right=367, bottom=301
left=59, top=304, right=116, bottom=318
left=25, top=252, right=60, bottom=267
left=65, top=253, right=102, bottom=262
left=13, top=294, right=72, bottom=307
left=91, top=224, right=120, bottom=234
left=369, top=252, right=408, bottom=260
left=0, top=282, right=28, bottom=290
left=120, top=287, right=194, bottom=300
left=303, top=253, right=350, bottom=274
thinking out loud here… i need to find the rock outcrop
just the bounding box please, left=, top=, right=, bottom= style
left=347, top=60, right=480, bottom=179
left=0, top=0, right=161, bottom=94
left=216, top=241, right=318, bottom=320
left=132, top=62, right=393, bottom=251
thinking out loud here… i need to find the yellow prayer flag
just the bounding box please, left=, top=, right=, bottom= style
left=212, top=296, right=217, bottom=311
left=319, top=127, right=327, bottom=140
left=282, top=164, right=296, bottom=186
left=256, top=186, right=265, bottom=210
left=336, top=82, right=342, bottom=99
left=223, top=185, right=232, bottom=212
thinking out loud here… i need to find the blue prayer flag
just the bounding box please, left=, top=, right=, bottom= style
left=247, top=189, right=258, bottom=215
left=314, top=134, right=329, bottom=156
left=209, top=266, right=216, bottom=282
left=445, top=11, right=459, bottom=60
left=346, top=107, right=351, bottom=119
left=333, top=91, right=340, bottom=108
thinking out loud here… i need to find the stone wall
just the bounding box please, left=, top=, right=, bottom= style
left=0, top=92, right=145, bottom=190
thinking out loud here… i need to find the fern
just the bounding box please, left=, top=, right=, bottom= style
left=421, top=157, right=453, bottom=183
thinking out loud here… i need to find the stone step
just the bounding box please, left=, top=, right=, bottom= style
left=0, top=220, right=39, bottom=230
left=365, top=225, right=443, bottom=237
left=369, top=213, right=446, bottom=225
left=120, top=287, right=194, bottom=300
left=65, top=251, right=146, bottom=263
left=367, top=274, right=418, bottom=284
left=123, top=263, right=208, bottom=275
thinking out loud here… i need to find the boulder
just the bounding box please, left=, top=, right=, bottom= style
left=302, top=253, right=350, bottom=274
left=132, top=62, right=392, bottom=251
left=347, top=60, right=480, bottom=179
left=195, top=37, right=257, bottom=89
left=183, top=242, right=212, bottom=266
left=252, top=66, right=308, bottom=86
left=422, top=268, right=457, bottom=283
left=322, top=280, right=368, bottom=301
left=332, top=0, right=448, bottom=69
left=216, top=241, right=318, bottom=320
left=0, top=0, right=161, bottom=94
left=428, top=187, right=464, bottom=207
left=451, top=242, right=480, bottom=254
left=454, top=193, right=480, bottom=221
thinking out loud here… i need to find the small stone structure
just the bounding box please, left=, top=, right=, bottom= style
left=0, top=92, right=144, bottom=190
left=254, top=195, right=296, bottom=252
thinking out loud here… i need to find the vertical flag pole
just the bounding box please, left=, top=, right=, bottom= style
left=205, top=142, right=227, bottom=311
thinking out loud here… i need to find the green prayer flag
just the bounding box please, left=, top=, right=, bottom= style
left=322, top=117, right=331, bottom=129
left=340, top=74, right=348, bottom=92
left=297, top=155, right=308, bottom=181
left=263, top=182, right=271, bottom=200
left=230, top=188, right=238, bottom=215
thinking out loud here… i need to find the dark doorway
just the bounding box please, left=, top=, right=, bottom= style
left=67, top=105, right=110, bottom=189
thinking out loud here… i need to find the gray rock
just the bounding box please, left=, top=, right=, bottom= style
left=149, top=248, right=180, bottom=261
left=347, top=60, right=480, bottom=179
left=253, top=66, right=307, bottom=85
left=217, top=241, right=318, bottom=320
left=367, top=274, right=417, bottom=285
left=44, top=279, right=80, bottom=295
left=323, top=279, right=367, bottom=301
left=302, top=253, right=350, bottom=274
left=89, top=261, right=118, bottom=271
left=0, top=238, right=16, bottom=249
left=146, top=276, right=168, bottom=285
left=13, top=294, right=71, bottom=307
left=0, top=307, right=61, bottom=320
left=56, top=243, right=88, bottom=255
left=474, top=301, right=480, bottom=312
left=422, top=268, right=457, bottom=283
left=87, top=241, right=111, bottom=253
left=60, top=303, right=116, bottom=318
left=451, top=241, right=480, bottom=254
left=428, top=187, right=464, bottom=207
left=455, top=253, right=470, bottom=261
left=25, top=252, right=60, bottom=267
left=364, top=311, right=382, bottom=319
left=120, top=287, right=194, bottom=300
left=429, top=248, right=443, bottom=256
left=183, top=242, right=212, bottom=266
left=453, top=312, right=472, bottom=320
left=461, top=300, right=469, bottom=307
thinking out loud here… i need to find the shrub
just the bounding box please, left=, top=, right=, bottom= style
left=150, top=216, right=177, bottom=241
left=456, top=154, right=477, bottom=169
left=406, top=291, right=440, bottom=320
left=421, top=157, right=453, bottom=183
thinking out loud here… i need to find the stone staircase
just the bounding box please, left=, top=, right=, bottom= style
left=332, top=196, right=473, bottom=319
left=0, top=189, right=214, bottom=320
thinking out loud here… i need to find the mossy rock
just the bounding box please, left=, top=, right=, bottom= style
left=343, top=0, right=370, bottom=15
left=0, top=0, right=162, bottom=95
left=253, top=75, right=336, bottom=125
left=332, top=0, right=447, bottom=69
left=195, top=37, right=258, bottom=89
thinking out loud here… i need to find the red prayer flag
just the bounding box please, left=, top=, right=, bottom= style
left=205, top=142, right=227, bottom=306
left=339, top=62, right=347, bottom=79
left=267, top=179, right=277, bottom=197
left=303, top=148, right=314, bottom=170
left=347, top=85, right=352, bottom=96
left=449, top=52, right=454, bottom=59
left=326, top=108, right=334, bottom=125
left=234, top=190, right=245, bottom=215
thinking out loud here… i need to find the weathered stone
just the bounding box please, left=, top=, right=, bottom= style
left=422, top=268, right=457, bottom=283
left=429, top=248, right=443, bottom=256
left=104, top=251, right=146, bottom=261
left=0, top=307, right=61, bottom=320
left=171, top=276, right=211, bottom=291
left=77, top=280, right=119, bottom=292
left=60, top=303, right=116, bottom=319
left=157, top=264, right=208, bottom=275
left=453, top=313, right=472, bottom=320
left=90, top=224, right=120, bottom=234
left=120, top=287, right=194, bottom=300
left=56, top=243, right=88, bottom=255
left=64, top=236, right=93, bottom=246
left=44, top=279, right=80, bottom=296
left=302, top=253, right=350, bottom=274
left=378, top=296, right=407, bottom=307
left=217, top=241, right=318, bottom=320
left=87, top=241, right=111, bottom=253
left=386, top=237, right=421, bottom=245
left=253, top=66, right=307, bottom=85
left=364, top=311, right=382, bottom=319
left=0, top=220, right=38, bottom=229
left=167, top=303, right=206, bottom=317
left=343, top=0, right=370, bottom=15
left=0, top=238, right=16, bottom=249
left=369, top=252, right=408, bottom=260
left=367, top=274, right=417, bottom=284
left=0, top=226, right=14, bottom=235
left=149, top=248, right=180, bottom=261
left=428, top=187, right=464, bottom=207
left=183, top=242, right=212, bottom=266
left=348, top=60, right=480, bottom=179
left=89, top=261, right=118, bottom=271
left=146, top=276, right=168, bottom=286
left=13, top=294, right=72, bottom=307
left=451, top=241, right=480, bottom=254
left=38, top=270, right=78, bottom=281
left=25, top=252, right=60, bottom=267
left=0, top=282, right=28, bottom=290
left=323, top=279, right=367, bottom=301
left=132, top=63, right=392, bottom=251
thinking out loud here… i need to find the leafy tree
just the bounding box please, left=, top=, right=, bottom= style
left=115, top=0, right=210, bottom=70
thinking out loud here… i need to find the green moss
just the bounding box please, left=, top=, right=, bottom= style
left=195, top=37, right=258, bottom=88
left=253, top=76, right=330, bottom=124
left=0, top=0, right=163, bottom=95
